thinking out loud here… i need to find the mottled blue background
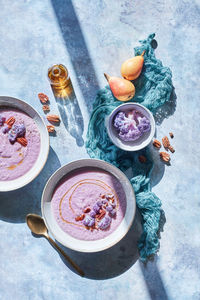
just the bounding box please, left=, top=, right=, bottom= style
left=0, top=1, right=200, bottom=299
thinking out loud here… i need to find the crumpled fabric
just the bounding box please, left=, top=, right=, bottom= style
left=85, top=33, right=173, bottom=261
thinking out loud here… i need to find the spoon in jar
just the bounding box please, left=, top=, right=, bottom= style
left=26, top=213, right=84, bottom=277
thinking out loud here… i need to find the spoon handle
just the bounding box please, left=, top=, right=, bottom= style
left=47, top=236, right=84, bottom=277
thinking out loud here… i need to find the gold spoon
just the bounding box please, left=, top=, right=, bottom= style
left=26, top=213, right=84, bottom=277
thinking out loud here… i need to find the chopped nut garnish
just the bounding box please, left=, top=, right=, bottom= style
left=138, top=155, right=147, bottom=163
left=83, top=207, right=91, bottom=213
left=6, top=117, right=15, bottom=128
left=96, top=210, right=106, bottom=221
left=38, top=93, right=49, bottom=104
left=75, top=214, right=85, bottom=221
left=160, top=152, right=170, bottom=163
left=42, top=105, right=50, bottom=112
left=153, top=139, right=161, bottom=149
left=16, top=137, right=28, bottom=147
left=162, top=136, right=170, bottom=150
left=169, top=132, right=174, bottom=138
left=47, top=125, right=55, bottom=133
left=47, top=114, right=60, bottom=123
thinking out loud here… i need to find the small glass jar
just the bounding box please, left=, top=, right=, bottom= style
left=48, top=64, right=73, bottom=97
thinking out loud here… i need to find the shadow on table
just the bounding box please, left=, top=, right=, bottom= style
left=154, top=87, right=177, bottom=125
left=149, top=143, right=166, bottom=187
left=0, top=147, right=61, bottom=223
left=51, top=0, right=100, bottom=113
left=56, top=209, right=142, bottom=279
left=140, top=256, right=169, bottom=300
left=51, top=83, right=84, bottom=147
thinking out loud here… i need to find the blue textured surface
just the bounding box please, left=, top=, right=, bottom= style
left=0, top=1, right=200, bottom=299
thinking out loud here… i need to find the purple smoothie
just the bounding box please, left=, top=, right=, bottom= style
left=0, top=108, right=40, bottom=181
left=51, top=167, right=127, bottom=241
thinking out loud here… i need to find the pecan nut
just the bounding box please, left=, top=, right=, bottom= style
left=162, top=136, right=170, bottom=150
left=153, top=139, right=161, bottom=149
left=83, top=207, right=91, bottom=213
left=6, top=117, right=15, bottom=128
left=47, top=114, right=60, bottom=123
left=168, top=145, right=175, bottom=153
left=138, top=155, right=147, bottom=163
left=47, top=125, right=55, bottom=133
left=96, top=210, right=106, bottom=221
left=16, top=137, right=28, bottom=147
left=75, top=214, right=85, bottom=221
left=42, top=105, right=50, bottom=112
left=38, top=93, right=49, bottom=104
left=160, top=152, right=170, bottom=162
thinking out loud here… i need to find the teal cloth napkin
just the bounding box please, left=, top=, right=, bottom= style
left=86, top=34, right=173, bottom=261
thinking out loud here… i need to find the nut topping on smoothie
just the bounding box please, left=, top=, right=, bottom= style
left=73, top=192, right=119, bottom=231
left=17, top=137, right=28, bottom=147
left=6, top=116, right=15, bottom=128
left=0, top=108, right=40, bottom=181
left=1, top=115, right=27, bottom=146
left=83, top=207, right=91, bottom=213
left=75, top=214, right=85, bottom=221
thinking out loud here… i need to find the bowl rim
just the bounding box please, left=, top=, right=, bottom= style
left=106, top=102, right=155, bottom=152
left=41, top=158, right=136, bottom=253
left=0, top=96, right=49, bottom=191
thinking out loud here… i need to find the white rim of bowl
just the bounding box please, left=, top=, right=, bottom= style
left=0, top=96, right=49, bottom=191
left=41, top=158, right=136, bottom=252
left=107, top=103, right=156, bottom=152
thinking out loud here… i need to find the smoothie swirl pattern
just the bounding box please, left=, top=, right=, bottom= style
left=51, top=169, right=127, bottom=241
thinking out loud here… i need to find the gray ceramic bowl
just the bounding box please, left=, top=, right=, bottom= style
left=106, top=103, right=155, bottom=151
